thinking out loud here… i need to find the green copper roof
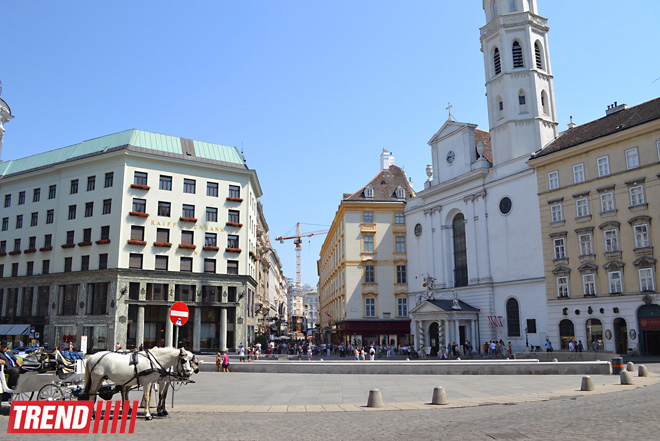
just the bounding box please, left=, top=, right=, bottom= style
left=0, top=129, right=245, bottom=177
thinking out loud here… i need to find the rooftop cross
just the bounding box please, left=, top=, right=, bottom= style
left=446, top=102, right=454, bottom=121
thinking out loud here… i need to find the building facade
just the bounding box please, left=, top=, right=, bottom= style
left=319, top=151, right=414, bottom=347
left=529, top=98, right=660, bottom=355
left=0, top=129, right=263, bottom=353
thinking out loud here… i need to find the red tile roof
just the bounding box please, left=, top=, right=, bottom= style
left=344, top=165, right=415, bottom=202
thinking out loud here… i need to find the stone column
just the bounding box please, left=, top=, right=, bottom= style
left=136, top=305, right=145, bottom=348
left=192, top=307, right=201, bottom=353
left=220, top=307, right=228, bottom=352
left=455, top=320, right=460, bottom=344
left=471, top=320, right=476, bottom=347
left=417, top=320, right=425, bottom=350
left=15, top=287, right=23, bottom=318
left=165, top=317, right=173, bottom=348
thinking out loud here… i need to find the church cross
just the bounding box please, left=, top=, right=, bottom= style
left=446, top=102, right=454, bottom=121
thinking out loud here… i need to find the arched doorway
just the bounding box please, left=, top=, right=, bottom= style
left=429, top=322, right=439, bottom=356
left=613, top=318, right=628, bottom=354
left=586, top=319, right=603, bottom=350
left=559, top=319, right=574, bottom=350
left=639, top=304, right=660, bottom=356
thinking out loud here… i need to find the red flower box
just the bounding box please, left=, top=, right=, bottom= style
left=226, top=197, right=243, bottom=202
left=153, top=241, right=172, bottom=248
left=203, top=246, right=220, bottom=252
left=129, top=211, right=149, bottom=218
left=39, top=247, right=52, bottom=252
left=8, top=250, right=21, bottom=255
left=178, top=244, right=197, bottom=250
left=23, top=249, right=37, bottom=254
left=130, top=184, right=151, bottom=190
left=0, top=252, right=6, bottom=257
left=61, top=243, right=76, bottom=249
left=225, top=247, right=242, bottom=253
left=78, top=241, right=92, bottom=247
left=249, top=251, right=259, bottom=261
left=127, top=239, right=147, bottom=246
left=179, top=217, right=198, bottom=222
left=96, top=239, right=111, bottom=245
left=226, top=222, right=243, bottom=228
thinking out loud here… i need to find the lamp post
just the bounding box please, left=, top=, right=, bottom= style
left=525, top=327, right=529, bottom=348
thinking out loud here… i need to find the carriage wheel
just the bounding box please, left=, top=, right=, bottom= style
left=38, top=384, right=64, bottom=401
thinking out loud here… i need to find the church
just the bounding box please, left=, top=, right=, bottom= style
left=405, top=0, right=555, bottom=353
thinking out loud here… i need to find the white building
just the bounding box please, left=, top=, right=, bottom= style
left=405, top=0, right=555, bottom=353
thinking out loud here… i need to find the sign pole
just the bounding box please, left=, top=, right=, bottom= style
left=174, top=326, right=179, bottom=349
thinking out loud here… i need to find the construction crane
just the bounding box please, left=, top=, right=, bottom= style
left=276, top=223, right=329, bottom=334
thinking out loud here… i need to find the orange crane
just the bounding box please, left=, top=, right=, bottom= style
left=276, top=223, right=329, bottom=332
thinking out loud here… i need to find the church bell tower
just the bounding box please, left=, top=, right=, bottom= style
left=0, top=80, right=14, bottom=162
left=481, top=0, right=558, bottom=166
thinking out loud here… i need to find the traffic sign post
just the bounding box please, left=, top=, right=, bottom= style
left=169, top=302, right=189, bottom=348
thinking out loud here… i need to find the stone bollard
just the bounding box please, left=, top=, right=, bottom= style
left=456, top=357, right=461, bottom=361
left=367, top=389, right=383, bottom=408
left=580, top=376, right=595, bottom=391
left=620, top=370, right=633, bottom=385
left=431, top=386, right=449, bottom=405
left=552, top=358, right=558, bottom=363
left=626, top=362, right=635, bottom=372
left=639, top=365, right=649, bottom=377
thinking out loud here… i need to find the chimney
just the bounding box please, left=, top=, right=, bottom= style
left=567, top=116, right=576, bottom=129
left=380, top=148, right=395, bottom=170
left=606, top=102, right=627, bottom=116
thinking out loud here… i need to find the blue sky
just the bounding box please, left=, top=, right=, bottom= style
left=2, top=1, right=659, bottom=285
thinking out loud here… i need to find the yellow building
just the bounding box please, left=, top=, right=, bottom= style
left=528, top=97, right=660, bottom=355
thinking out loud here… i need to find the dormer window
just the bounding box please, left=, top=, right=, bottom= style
left=512, top=41, right=524, bottom=68
left=365, top=185, right=374, bottom=198
left=396, top=186, right=405, bottom=199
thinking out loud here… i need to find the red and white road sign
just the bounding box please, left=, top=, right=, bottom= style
left=169, top=302, right=189, bottom=326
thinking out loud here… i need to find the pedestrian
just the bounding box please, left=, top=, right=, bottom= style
left=369, top=346, right=376, bottom=361
left=115, top=342, right=122, bottom=353
left=222, top=351, right=230, bottom=372
left=545, top=338, right=553, bottom=352
left=216, top=351, right=222, bottom=372
left=239, top=345, right=246, bottom=362
left=568, top=340, right=575, bottom=352
left=507, top=342, right=512, bottom=357
left=593, top=339, right=599, bottom=353
left=307, top=346, right=312, bottom=360
left=360, top=347, right=365, bottom=361
left=0, top=340, right=23, bottom=389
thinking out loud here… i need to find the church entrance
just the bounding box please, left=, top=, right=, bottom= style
left=429, top=322, right=439, bottom=356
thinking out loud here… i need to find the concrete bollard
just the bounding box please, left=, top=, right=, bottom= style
left=620, top=370, right=633, bottom=385
left=456, top=357, right=461, bottom=361
left=626, top=362, right=635, bottom=372
left=367, top=389, right=383, bottom=408
left=580, top=376, right=595, bottom=391
left=638, top=365, right=648, bottom=377
left=552, top=358, right=558, bottom=363
left=431, top=386, right=449, bottom=405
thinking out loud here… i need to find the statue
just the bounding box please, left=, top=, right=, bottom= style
left=452, top=289, right=461, bottom=310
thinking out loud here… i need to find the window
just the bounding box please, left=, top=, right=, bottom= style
left=85, top=202, right=93, bottom=217
left=534, top=41, right=543, bottom=69
left=576, top=198, right=590, bottom=218
left=630, top=185, right=645, bottom=206
left=227, top=260, right=238, bottom=275
left=159, top=175, right=172, bottom=191
left=204, top=259, right=216, bottom=274
left=573, top=164, right=585, bottom=183
left=205, top=233, right=217, bottom=247
left=365, top=297, right=376, bottom=317
left=229, top=185, right=240, bottom=199
left=104, top=172, right=114, bottom=188
left=64, top=257, right=73, bottom=273
left=67, top=205, right=76, bottom=220
left=625, top=148, right=639, bottom=169
left=493, top=48, right=501, bottom=75
left=44, top=234, right=52, bottom=248
left=227, top=209, right=239, bottom=223
left=0, top=241, right=5, bottom=253
left=26, top=261, right=34, bottom=276
left=86, top=283, right=108, bottom=315
left=13, top=238, right=21, bottom=252
left=83, top=228, right=91, bottom=242
left=453, top=214, right=468, bottom=287
left=634, top=224, right=650, bottom=248
left=227, top=235, right=239, bottom=249
left=364, top=265, right=375, bottom=283
left=548, top=171, right=559, bottom=190
left=42, top=260, right=50, bottom=274
left=66, top=231, right=75, bottom=244
left=1, top=217, right=7, bottom=231
left=550, top=203, right=563, bottom=222
left=134, top=171, right=147, bottom=186
left=541, top=90, right=549, bottom=115
left=557, top=276, right=569, bottom=298
left=102, top=199, right=112, bottom=215
left=363, top=212, right=374, bottom=224
left=183, top=178, right=196, bottom=194
left=518, top=91, right=527, bottom=113
left=396, top=187, right=405, bottom=199
left=31, top=212, right=38, bottom=227
left=509, top=0, right=516, bottom=12
left=3, top=194, right=10, bottom=208
left=182, top=204, right=195, bottom=218
left=583, top=274, right=596, bottom=296
left=16, top=215, right=23, bottom=229
left=608, top=271, right=623, bottom=294
left=597, top=156, right=610, bottom=177
left=28, top=236, right=36, bottom=250
left=180, top=257, right=193, bottom=272
left=553, top=238, right=566, bottom=259
left=506, top=298, right=521, bottom=337
left=394, top=213, right=405, bottom=224
left=158, top=201, right=171, bottom=217
left=132, top=198, right=146, bottom=213
left=395, top=235, right=406, bottom=253
left=18, top=191, right=25, bottom=205
left=207, top=182, right=218, bottom=197
left=604, top=229, right=619, bottom=252
left=155, top=255, right=168, bottom=271
left=363, top=235, right=374, bottom=253
left=48, top=185, right=56, bottom=199
left=100, top=226, right=110, bottom=240
left=600, top=192, right=615, bottom=212
left=640, top=268, right=655, bottom=292
left=70, top=179, right=79, bottom=194
left=492, top=1, right=498, bottom=18
left=181, top=230, right=194, bottom=245
left=396, top=265, right=407, bottom=284
left=33, top=188, right=40, bottom=202
left=207, top=207, right=218, bottom=222
left=99, top=254, right=108, bottom=270
left=397, top=297, right=408, bottom=317
left=11, top=263, right=18, bottom=277
left=512, top=41, right=523, bottom=68
left=129, top=254, right=143, bottom=269
left=364, top=185, right=374, bottom=198
left=131, top=226, right=145, bottom=241
left=579, top=233, right=593, bottom=256
left=156, top=228, right=170, bottom=243
left=497, top=97, right=504, bottom=119
left=87, top=176, right=96, bottom=191
left=81, top=255, right=90, bottom=272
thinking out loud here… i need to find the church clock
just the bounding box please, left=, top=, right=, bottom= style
left=446, top=150, right=455, bottom=165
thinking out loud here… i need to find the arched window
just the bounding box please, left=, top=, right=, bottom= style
left=586, top=319, right=603, bottom=350
left=512, top=41, right=524, bottom=68
left=493, top=48, right=501, bottom=75
left=506, top=298, right=520, bottom=337
left=509, top=0, right=516, bottom=12
left=518, top=90, right=527, bottom=113
left=534, top=41, right=543, bottom=69
left=559, top=319, right=575, bottom=349
left=497, top=96, right=504, bottom=119
left=492, top=1, right=498, bottom=18
left=541, top=90, right=549, bottom=115
left=452, top=213, right=468, bottom=287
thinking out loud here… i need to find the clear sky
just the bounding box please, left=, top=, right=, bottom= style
left=2, top=1, right=659, bottom=286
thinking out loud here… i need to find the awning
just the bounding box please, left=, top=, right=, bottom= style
left=0, top=324, right=31, bottom=336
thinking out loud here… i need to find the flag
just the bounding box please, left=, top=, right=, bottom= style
left=487, top=316, right=503, bottom=327
left=325, top=311, right=333, bottom=320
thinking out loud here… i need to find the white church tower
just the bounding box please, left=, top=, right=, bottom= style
left=481, top=0, right=558, bottom=165
left=0, top=81, right=14, bottom=162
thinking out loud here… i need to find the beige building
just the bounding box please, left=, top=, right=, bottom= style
left=528, top=97, right=660, bottom=355
left=319, top=151, right=414, bottom=347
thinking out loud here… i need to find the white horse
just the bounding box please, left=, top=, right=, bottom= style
left=81, top=347, right=198, bottom=420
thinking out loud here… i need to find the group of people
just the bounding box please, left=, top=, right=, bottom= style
left=483, top=340, right=513, bottom=358
left=0, top=340, right=24, bottom=391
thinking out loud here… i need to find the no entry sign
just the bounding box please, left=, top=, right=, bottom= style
left=169, top=302, right=189, bottom=327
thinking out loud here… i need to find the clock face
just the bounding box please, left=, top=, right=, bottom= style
left=414, top=223, right=423, bottom=238
left=446, top=150, right=455, bottom=164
